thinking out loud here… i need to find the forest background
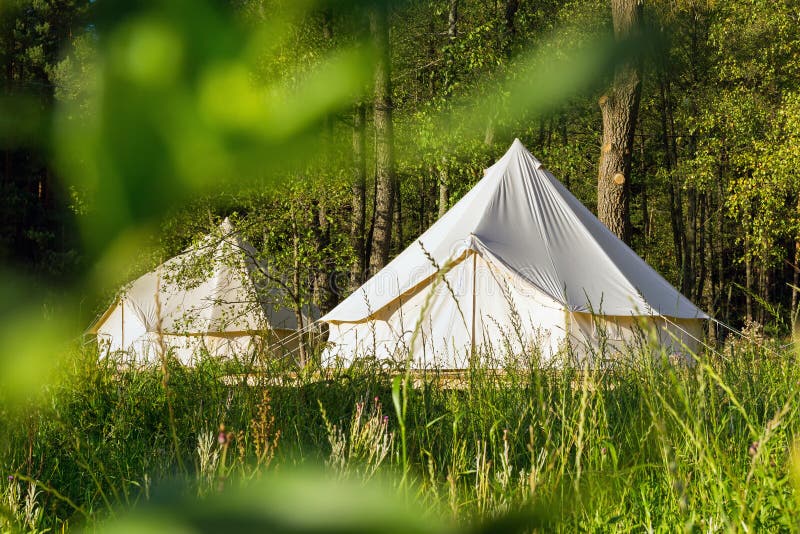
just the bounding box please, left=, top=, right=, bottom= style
left=4, top=1, right=800, bottom=531
left=3, top=0, right=800, bottom=340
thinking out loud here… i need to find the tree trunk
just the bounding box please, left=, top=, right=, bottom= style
left=704, top=194, right=717, bottom=341
left=659, top=76, right=683, bottom=274
left=350, top=103, right=367, bottom=291
left=682, top=187, right=696, bottom=298
left=3, top=54, right=12, bottom=186
left=368, top=2, right=396, bottom=275
left=426, top=13, right=436, bottom=97
left=313, top=201, right=335, bottom=312
left=291, top=214, right=307, bottom=367
left=638, top=126, right=649, bottom=245
left=597, top=0, right=642, bottom=243
left=715, top=171, right=726, bottom=320
left=438, top=159, right=448, bottom=218
left=745, top=232, right=753, bottom=322
left=694, top=192, right=706, bottom=302
left=504, top=0, right=520, bottom=46
left=393, top=184, right=403, bottom=252
left=760, top=258, right=769, bottom=325
left=438, top=0, right=458, bottom=213
left=793, top=236, right=799, bottom=316
left=448, top=0, right=458, bottom=46
left=321, top=7, right=333, bottom=41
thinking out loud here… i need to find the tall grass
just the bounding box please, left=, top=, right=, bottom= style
left=1, top=334, right=799, bottom=531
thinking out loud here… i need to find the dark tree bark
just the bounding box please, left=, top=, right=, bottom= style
left=314, top=7, right=336, bottom=312
left=597, top=0, right=643, bottom=242
left=658, top=75, right=684, bottom=272
left=682, top=183, right=697, bottom=298
left=392, top=182, right=403, bottom=252
left=694, top=192, right=707, bottom=302
left=3, top=41, right=13, bottom=188
left=349, top=103, right=367, bottom=291
left=715, top=170, right=726, bottom=319
left=290, top=210, right=307, bottom=367
left=793, top=192, right=800, bottom=316
left=321, top=7, right=333, bottom=40
left=504, top=0, right=520, bottom=49
left=368, top=2, right=396, bottom=275
left=639, top=130, right=649, bottom=245
left=313, top=200, right=335, bottom=312
left=793, top=234, right=799, bottom=315
left=745, top=232, right=753, bottom=322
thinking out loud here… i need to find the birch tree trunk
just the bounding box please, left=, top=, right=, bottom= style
left=438, top=161, right=449, bottom=219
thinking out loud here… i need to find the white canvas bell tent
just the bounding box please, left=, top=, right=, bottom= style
left=321, top=139, right=708, bottom=368
left=88, top=218, right=316, bottom=365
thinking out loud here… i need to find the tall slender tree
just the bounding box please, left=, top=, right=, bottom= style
left=597, top=0, right=642, bottom=242
left=368, top=1, right=396, bottom=274
left=313, top=7, right=336, bottom=312
left=349, top=102, right=367, bottom=290
left=437, top=0, right=458, bottom=218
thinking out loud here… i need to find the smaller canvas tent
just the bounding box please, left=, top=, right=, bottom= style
left=321, top=140, right=707, bottom=368
left=89, top=219, right=315, bottom=365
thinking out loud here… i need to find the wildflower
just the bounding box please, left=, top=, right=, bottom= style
left=749, top=441, right=760, bottom=456
left=601, top=447, right=607, bottom=456
left=7, top=475, right=13, bottom=481
left=383, top=415, right=389, bottom=424
left=218, top=424, right=227, bottom=445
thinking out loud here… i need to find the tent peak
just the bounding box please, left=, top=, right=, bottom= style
left=507, top=138, right=542, bottom=169
left=219, top=217, right=235, bottom=233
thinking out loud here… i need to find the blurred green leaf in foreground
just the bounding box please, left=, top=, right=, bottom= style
left=100, top=469, right=449, bottom=534
left=97, top=467, right=552, bottom=534
left=54, top=0, right=376, bottom=258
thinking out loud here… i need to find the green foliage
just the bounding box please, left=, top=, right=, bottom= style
left=3, top=341, right=800, bottom=531
left=51, top=0, right=375, bottom=259
left=3, top=0, right=800, bottom=529
left=728, top=92, right=800, bottom=266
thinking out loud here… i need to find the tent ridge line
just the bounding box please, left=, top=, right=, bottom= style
left=534, top=164, right=659, bottom=315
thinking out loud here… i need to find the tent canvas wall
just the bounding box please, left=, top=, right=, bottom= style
left=321, top=140, right=707, bottom=368
left=88, top=219, right=315, bottom=365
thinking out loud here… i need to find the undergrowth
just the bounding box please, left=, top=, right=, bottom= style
left=1, top=335, right=799, bottom=532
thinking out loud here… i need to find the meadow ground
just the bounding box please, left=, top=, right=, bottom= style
left=2, top=332, right=800, bottom=532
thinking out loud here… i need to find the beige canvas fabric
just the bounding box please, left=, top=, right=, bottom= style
left=322, top=140, right=706, bottom=367
left=89, top=219, right=314, bottom=365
